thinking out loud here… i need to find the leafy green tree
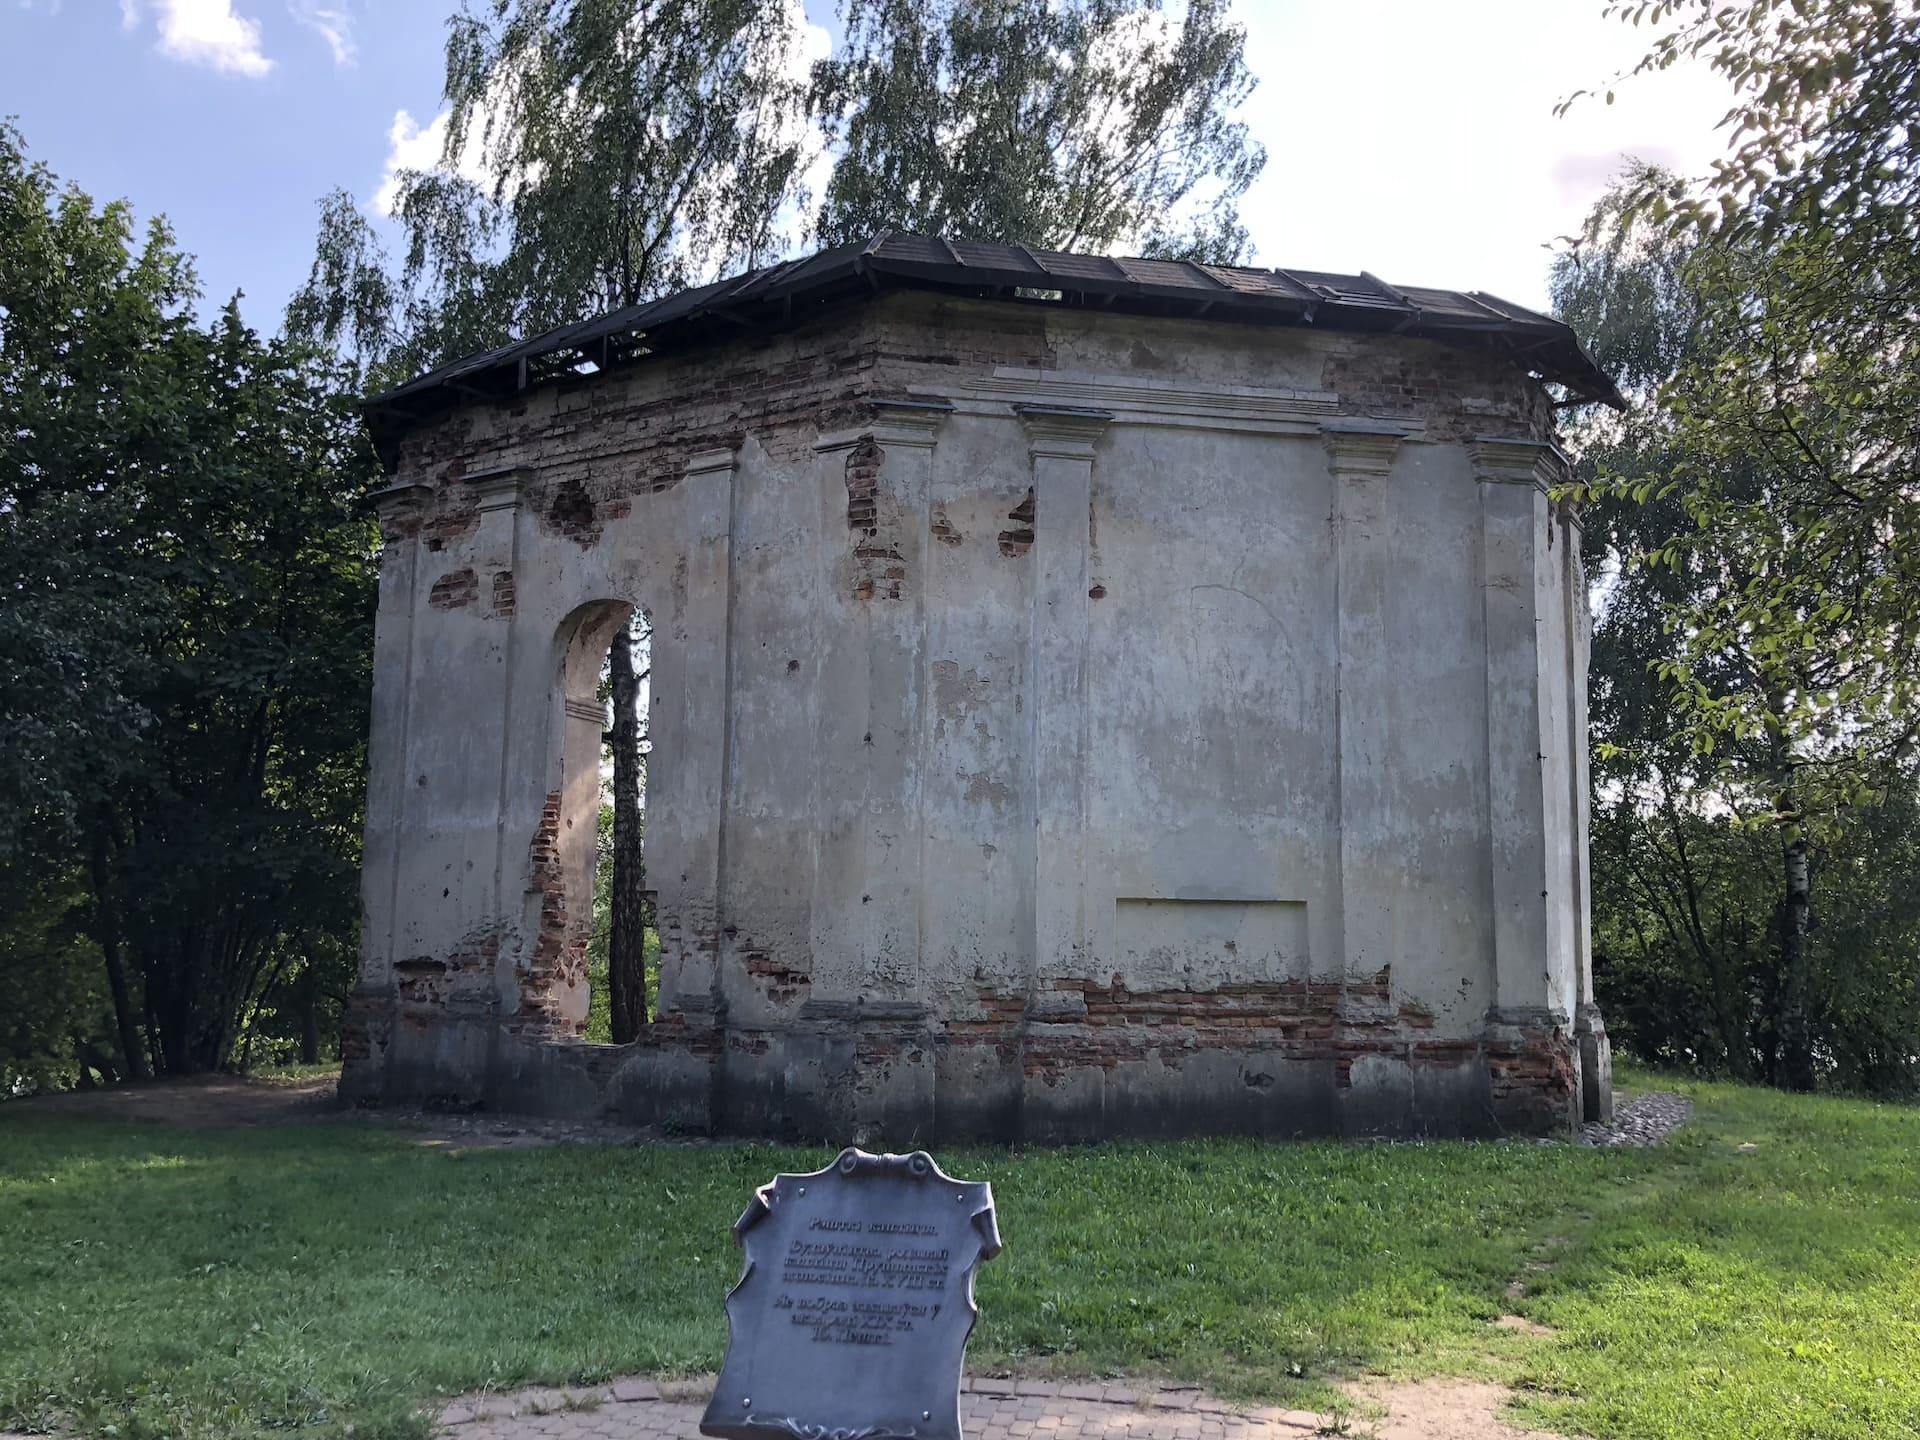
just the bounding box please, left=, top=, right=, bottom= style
left=811, top=0, right=1264, bottom=259
left=1555, top=167, right=1920, bottom=1093
left=0, top=874, right=113, bottom=1095
left=1562, top=1, right=1920, bottom=1088
left=0, top=126, right=379, bottom=1081
left=289, top=0, right=811, bottom=385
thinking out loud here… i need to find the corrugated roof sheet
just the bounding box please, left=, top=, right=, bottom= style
left=364, top=231, right=1623, bottom=462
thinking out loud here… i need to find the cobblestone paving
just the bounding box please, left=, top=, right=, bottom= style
left=1577, top=1091, right=1693, bottom=1148
left=437, top=1378, right=1338, bottom=1440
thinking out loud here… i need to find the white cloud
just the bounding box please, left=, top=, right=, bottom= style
left=373, top=106, right=494, bottom=216
left=121, top=0, right=275, bottom=77
left=371, top=0, right=831, bottom=266
left=1228, top=0, right=1736, bottom=310
left=288, top=0, right=353, bottom=67
left=778, top=0, right=834, bottom=241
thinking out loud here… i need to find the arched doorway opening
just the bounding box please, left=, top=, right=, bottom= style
left=587, top=607, right=655, bottom=1042
left=547, top=601, right=654, bottom=1044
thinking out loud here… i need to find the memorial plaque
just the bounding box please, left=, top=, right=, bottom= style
left=700, top=1148, right=1003, bottom=1440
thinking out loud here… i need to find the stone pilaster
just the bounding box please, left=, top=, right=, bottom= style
left=343, top=478, right=432, bottom=1100
left=465, top=467, right=526, bottom=927
left=656, top=446, right=739, bottom=1022
left=1559, top=495, right=1611, bottom=1122
left=808, top=404, right=949, bottom=1008
left=1018, top=406, right=1113, bottom=1008
left=1323, top=421, right=1409, bottom=988
left=1470, top=437, right=1580, bottom=1130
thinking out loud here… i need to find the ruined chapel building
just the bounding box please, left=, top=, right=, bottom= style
left=343, top=234, right=1624, bottom=1140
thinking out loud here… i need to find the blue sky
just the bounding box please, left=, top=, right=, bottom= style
left=2, top=0, right=1733, bottom=335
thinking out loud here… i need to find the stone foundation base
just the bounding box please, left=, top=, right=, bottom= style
left=339, top=1002, right=1582, bottom=1142
left=1575, top=1003, right=1613, bottom=1125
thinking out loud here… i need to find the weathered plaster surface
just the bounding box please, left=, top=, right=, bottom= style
left=342, top=292, right=1605, bottom=1140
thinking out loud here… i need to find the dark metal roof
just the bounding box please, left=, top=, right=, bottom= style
left=364, top=231, right=1624, bottom=463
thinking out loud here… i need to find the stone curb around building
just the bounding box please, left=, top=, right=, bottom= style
left=434, top=1376, right=1333, bottom=1436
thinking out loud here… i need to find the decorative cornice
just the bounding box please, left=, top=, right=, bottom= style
left=1467, top=436, right=1570, bottom=492
left=365, top=479, right=432, bottom=515
left=812, top=398, right=951, bottom=455
left=463, top=465, right=526, bottom=513
left=869, top=396, right=952, bottom=451
left=1016, top=403, right=1112, bottom=461
left=954, top=367, right=1340, bottom=436
left=564, top=696, right=608, bottom=726
left=1321, top=419, right=1413, bottom=479
left=1483, top=1004, right=1574, bottom=1037
left=685, top=446, right=740, bottom=482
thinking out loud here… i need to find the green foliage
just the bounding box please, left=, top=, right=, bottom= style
left=1556, top=0, right=1920, bottom=1093
left=584, top=802, right=661, bottom=1044
left=289, top=0, right=811, bottom=384
left=0, top=876, right=109, bottom=1096
left=4, top=1077, right=1917, bottom=1439
left=290, top=0, right=1269, bottom=384
left=1564, top=1, right=1920, bottom=830
left=1553, top=191, right=1920, bottom=1092
left=0, top=122, right=193, bottom=863
left=0, top=126, right=380, bottom=1081
left=811, top=0, right=1265, bottom=259
left=1590, top=777, right=1920, bottom=1094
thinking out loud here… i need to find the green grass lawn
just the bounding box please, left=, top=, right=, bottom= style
left=1, top=1074, right=1915, bottom=1440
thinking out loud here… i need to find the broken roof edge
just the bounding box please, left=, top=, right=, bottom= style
left=363, top=230, right=1625, bottom=466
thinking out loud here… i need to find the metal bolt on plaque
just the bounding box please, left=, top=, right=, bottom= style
left=700, top=1148, right=1003, bottom=1440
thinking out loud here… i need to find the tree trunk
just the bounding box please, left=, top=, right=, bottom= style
left=88, top=815, right=150, bottom=1082
left=298, top=963, right=322, bottom=1064
left=1776, top=824, right=1817, bottom=1091
left=608, top=622, right=649, bottom=1042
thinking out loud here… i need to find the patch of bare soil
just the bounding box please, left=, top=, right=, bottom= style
left=15, top=1072, right=340, bottom=1127
left=363, top=1104, right=660, bottom=1151
left=1343, top=1379, right=1570, bottom=1440
left=9, top=1069, right=675, bottom=1150
left=1493, top=1314, right=1555, bottom=1338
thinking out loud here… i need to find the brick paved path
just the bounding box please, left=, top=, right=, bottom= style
left=437, top=1377, right=1336, bottom=1440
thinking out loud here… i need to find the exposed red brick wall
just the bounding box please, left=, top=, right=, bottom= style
left=844, top=438, right=882, bottom=531
left=543, top=477, right=600, bottom=547
left=844, top=435, right=908, bottom=601
left=422, top=504, right=479, bottom=553
left=512, top=789, right=589, bottom=1038
left=338, top=992, right=387, bottom=1069
left=427, top=568, right=478, bottom=609
left=1488, top=1027, right=1579, bottom=1125
left=1323, top=341, right=1554, bottom=443
left=997, top=488, right=1035, bottom=558
left=745, top=948, right=812, bottom=1005
left=941, top=973, right=1565, bottom=1121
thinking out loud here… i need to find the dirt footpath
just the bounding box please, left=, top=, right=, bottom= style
left=17, top=1071, right=342, bottom=1127
left=14, top=1069, right=663, bottom=1148
left=432, top=1374, right=1569, bottom=1440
